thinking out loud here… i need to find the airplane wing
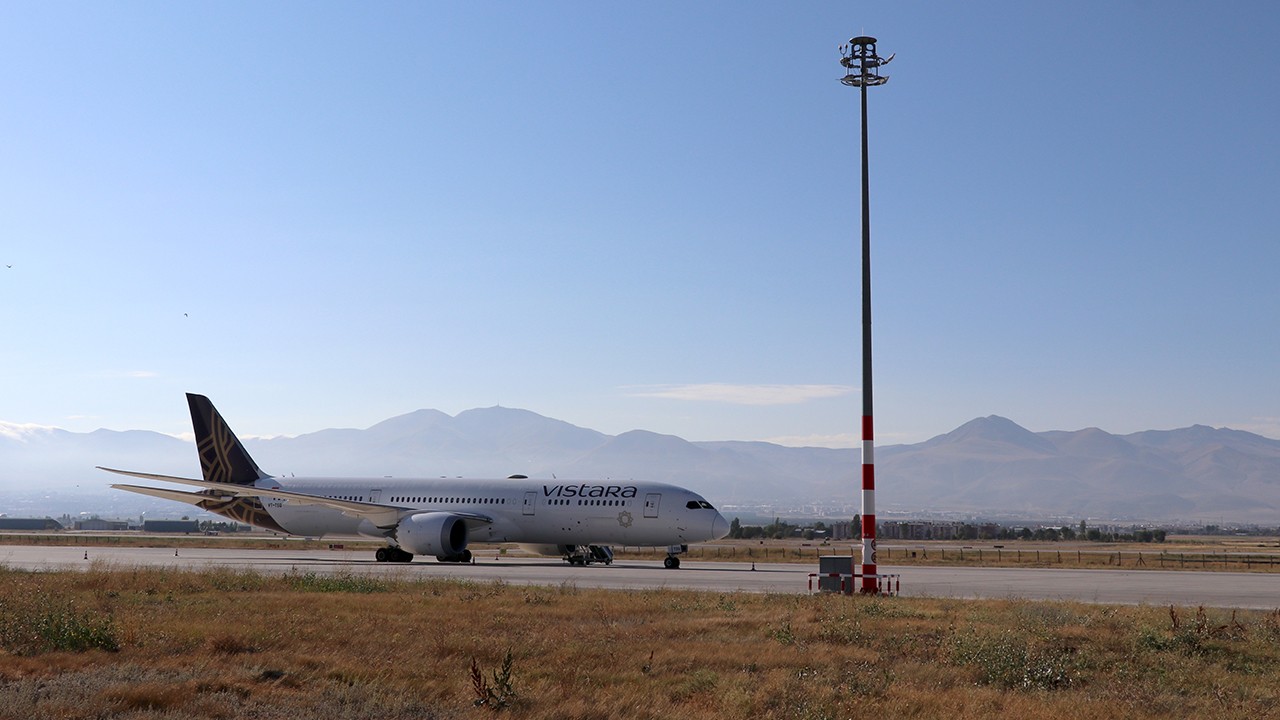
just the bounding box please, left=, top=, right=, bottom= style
left=99, top=466, right=493, bottom=530
left=113, top=483, right=226, bottom=507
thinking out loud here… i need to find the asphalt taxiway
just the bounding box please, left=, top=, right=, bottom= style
left=2, top=544, right=1277, bottom=609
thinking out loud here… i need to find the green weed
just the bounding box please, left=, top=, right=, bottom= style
left=0, top=594, right=119, bottom=655
left=285, top=570, right=388, bottom=593
left=471, top=648, right=519, bottom=710
left=949, top=629, right=1076, bottom=690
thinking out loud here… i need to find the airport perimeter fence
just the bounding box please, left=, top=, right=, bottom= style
left=612, top=544, right=1280, bottom=572
left=6, top=533, right=1280, bottom=572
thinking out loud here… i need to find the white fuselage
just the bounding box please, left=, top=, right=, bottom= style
left=258, top=476, right=728, bottom=547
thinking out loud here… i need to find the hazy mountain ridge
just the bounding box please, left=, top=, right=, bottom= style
left=3, top=409, right=1280, bottom=522
left=877, top=417, right=1280, bottom=521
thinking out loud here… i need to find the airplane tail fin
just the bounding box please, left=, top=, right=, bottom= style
left=186, top=393, right=270, bottom=485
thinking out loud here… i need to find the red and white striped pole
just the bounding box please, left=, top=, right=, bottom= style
left=861, top=419, right=877, bottom=592
left=840, top=37, right=891, bottom=594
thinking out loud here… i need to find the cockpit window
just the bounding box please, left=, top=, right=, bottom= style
left=686, top=500, right=716, bottom=510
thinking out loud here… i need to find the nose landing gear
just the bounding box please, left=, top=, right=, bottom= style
left=663, top=544, right=689, bottom=569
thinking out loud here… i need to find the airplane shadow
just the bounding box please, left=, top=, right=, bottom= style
left=229, top=555, right=798, bottom=573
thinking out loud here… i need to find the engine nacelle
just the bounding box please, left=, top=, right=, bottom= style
left=397, top=512, right=468, bottom=557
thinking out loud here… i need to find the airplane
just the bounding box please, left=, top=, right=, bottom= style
left=99, top=393, right=730, bottom=568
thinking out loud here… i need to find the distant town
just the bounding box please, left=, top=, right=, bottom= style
left=0, top=515, right=245, bottom=535
left=4, top=499, right=1277, bottom=543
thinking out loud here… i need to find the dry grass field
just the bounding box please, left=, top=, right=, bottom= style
left=2, top=563, right=1279, bottom=719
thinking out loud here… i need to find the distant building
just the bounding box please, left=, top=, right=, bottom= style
left=831, top=521, right=855, bottom=540
left=880, top=521, right=960, bottom=541
left=142, top=519, right=200, bottom=534
left=74, top=518, right=129, bottom=531
left=0, top=517, right=63, bottom=531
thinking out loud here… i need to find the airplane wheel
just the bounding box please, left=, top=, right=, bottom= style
left=664, top=556, right=680, bottom=569
left=460, top=550, right=472, bottom=563
left=376, top=548, right=389, bottom=563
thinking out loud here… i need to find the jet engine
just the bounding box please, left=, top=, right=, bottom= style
left=397, top=512, right=468, bottom=557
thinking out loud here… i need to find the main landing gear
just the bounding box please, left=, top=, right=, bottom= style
left=375, top=547, right=473, bottom=563
left=663, top=544, right=689, bottom=569
left=375, top=547, right=414, bottom=563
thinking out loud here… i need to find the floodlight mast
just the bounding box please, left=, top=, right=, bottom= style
left=840, top=36, right=891, bottom=594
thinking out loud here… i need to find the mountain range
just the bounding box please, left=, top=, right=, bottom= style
left=3, top=409, right=1280, bottom=523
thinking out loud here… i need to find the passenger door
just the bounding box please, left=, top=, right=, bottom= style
left=643, top=493, right=661, bottom=519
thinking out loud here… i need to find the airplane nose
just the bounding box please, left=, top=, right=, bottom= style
left=712, top=513, right=730, bottom=539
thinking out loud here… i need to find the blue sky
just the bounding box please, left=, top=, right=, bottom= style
left=2, top=2, right=1278, bottom=448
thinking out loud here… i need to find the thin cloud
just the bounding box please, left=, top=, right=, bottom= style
left=1234, top=417, right=1280, bottom=441
left=93, top=370, right=159, bottom=380
left=763, top=432, right=859, bottom=449
left=626, top=383, right=855, bottom=406
left=764, top=429, right=919, bottom=449
left=0, top=421, right=58, bottom=442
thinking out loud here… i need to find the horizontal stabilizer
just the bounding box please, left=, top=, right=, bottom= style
left=97, top=467, right=205, bottom=486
